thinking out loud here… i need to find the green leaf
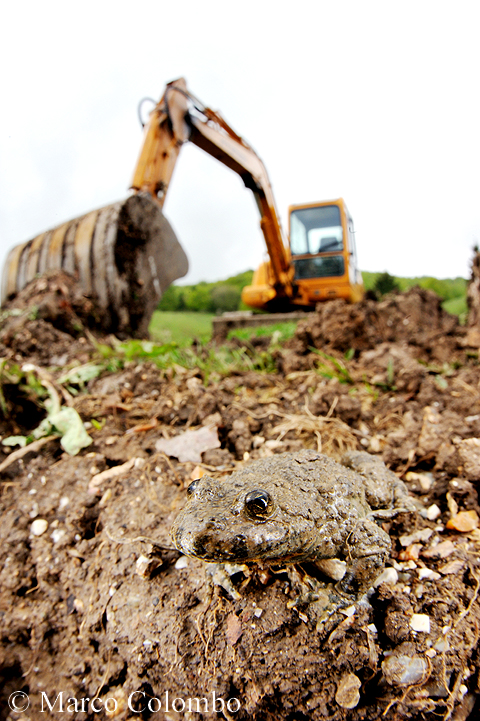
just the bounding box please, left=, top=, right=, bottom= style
left=2, top=435, right=28, bottom=447
left=58, top=364, right=103, bottom=386
left=47, top=407, right=92, bottom=456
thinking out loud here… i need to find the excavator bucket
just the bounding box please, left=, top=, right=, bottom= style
left=1, top=193, right=188, bottom=336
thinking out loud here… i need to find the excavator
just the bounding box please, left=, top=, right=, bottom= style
left=1, top=78, right=364, bottom=335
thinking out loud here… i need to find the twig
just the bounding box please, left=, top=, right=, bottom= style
left=0, top=435, right=60, bottom=475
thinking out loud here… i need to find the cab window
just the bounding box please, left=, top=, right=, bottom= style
left=290, top=205, right=344, bottom=255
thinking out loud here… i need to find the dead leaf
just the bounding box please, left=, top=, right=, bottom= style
left=446, top=510, right=479, bottom=532
left=155, top=425, right=220, bottom=463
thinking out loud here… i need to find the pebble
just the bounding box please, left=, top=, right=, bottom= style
left=422, top=540, right=455, bottom=559
left=438, top=559, right=465, bottom=575
left=175, top=556, right=189, bottom=570
left=58, top=496, right=69, bottom=510
left=417, top=568, right=441, bottom=581
left=425, top=504, right=441, bottom=521
left=335, top=673, right=361, bottom=709
left=410, top=613, right=431, bottom=633
left=30, top=519, right=48, bottom=536
left=405, top=471, right=434, bottom=491
left=446, top=510, right=479, bottom=532
left=382, top=654, right=429, bottom=686
left=315, top=558, right=347, bottom=581
left=373, top=567, right=398, bottom=587
left=136, top=555, right=156, bottom=577
left=51, top=529, right=66, bottom=544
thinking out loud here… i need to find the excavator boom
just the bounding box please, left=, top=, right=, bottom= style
left=131, top=78, right=293, bottom=298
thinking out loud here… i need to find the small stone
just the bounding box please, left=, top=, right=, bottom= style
left=99, top=488, right=112, bottom=507
left=175, top=556, right=189, bottom=570
left=30, top=519, right=48, bottom=536
left=315, top=558, right=347, bottom=581
left=226, top=613, right=243, bottom=645
left=405, top=471, right=434, bottom=491
left=426, top=504, right=441, bottom=521
left=446, top=510, right=479, bottom=532
left=373, top=567, right=398, bottom=587
left=382, top=654, right=429, bottom=686
left=190, top=465, right=206, bottom=480
left=438, top=559, right=465, bottom=575
left=335, top=673, right=361, bottom=709
left=398, top=543, right=422, bottom=561
left=410, top=613, right=430, bottom=633
left=417, top=568, right=441, bottom=581
left=51, top=529, right=66, bottom=544
left=422, top=540, right=455, bottom=559
left=136, top=554, right=162, bottom=578
left=253, top=607, right=263, bottom=618
left=73, top=598, right=84, bottom=613
left=58, top=496, right=69, bottom=510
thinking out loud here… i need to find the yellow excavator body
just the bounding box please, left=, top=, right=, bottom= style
left=242, top=198, right=364, bottom=311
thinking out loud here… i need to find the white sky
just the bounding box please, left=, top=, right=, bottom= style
left=1, top=0, right=479, bottom=287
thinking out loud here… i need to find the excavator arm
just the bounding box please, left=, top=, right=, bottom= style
left=131, top=78, right=294, bottom=300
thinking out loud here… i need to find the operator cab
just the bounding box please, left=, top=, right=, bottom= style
left=288, top=199, right=363, bottom=304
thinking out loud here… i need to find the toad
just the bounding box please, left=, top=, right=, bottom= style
left=171, top=450, right=414, bottom=597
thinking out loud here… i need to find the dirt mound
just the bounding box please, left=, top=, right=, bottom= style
left=1, top=271, right=100, bottom=336
left=287, top=287, right=461, bottom=358
left=1, top=289, right=480, bottom=720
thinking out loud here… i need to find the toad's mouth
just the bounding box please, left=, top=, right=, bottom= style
left=171, top=521, right=317, bottom=564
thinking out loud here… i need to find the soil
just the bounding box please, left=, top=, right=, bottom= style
left=1, top=282, right=480, bottom=720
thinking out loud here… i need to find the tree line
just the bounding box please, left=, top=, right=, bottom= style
left=157, top=270, right=467, bottom=314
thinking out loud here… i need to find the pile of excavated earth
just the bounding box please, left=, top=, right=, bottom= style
left=1, top=273, right=480, bottom=720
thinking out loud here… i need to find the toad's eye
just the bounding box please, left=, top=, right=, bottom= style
left=244, top=489, right=274, bottom=520
left=187, top=479, right=201, bottom=496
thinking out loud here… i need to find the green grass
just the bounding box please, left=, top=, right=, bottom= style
left=443, top=295, right=468, bottom=322
left=227, top=321, right=298, bottom=343
left=149, top=311, right=214, bottom=345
